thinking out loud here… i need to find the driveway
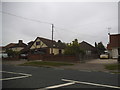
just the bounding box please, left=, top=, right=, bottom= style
left=59, top=59, right=118, bottom=72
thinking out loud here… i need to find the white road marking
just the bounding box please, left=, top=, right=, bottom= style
left=0, top=71, right=32, bottom=81
left=1, top=71, right=32, bottom=76
left=62, top=79, right=120, bottom=89
left=44, top=82, right=75, bottom=89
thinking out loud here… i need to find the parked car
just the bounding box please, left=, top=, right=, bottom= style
left=100, top=54, right=109, bottom=59
left=20, top=54, right=28, bottom=59
left=1, top=53, right=8, bottom=58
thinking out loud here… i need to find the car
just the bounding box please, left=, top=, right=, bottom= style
left=20, top=54, right=28, bottom=59
left=100, top=54, right=109, bottom=59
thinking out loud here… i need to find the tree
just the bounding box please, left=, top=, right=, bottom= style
left=94, top=42, right=98, bottom=54
left=6, top=49, right=20, bottom=57
left=97, top=42, right=106, bottom=55
left=95, top=42, right=97, bottom=48
left=64, top=39, right=84, bottom=56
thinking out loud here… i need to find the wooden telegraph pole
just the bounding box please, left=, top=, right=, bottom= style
left=51, top=24, right=54, bottom=55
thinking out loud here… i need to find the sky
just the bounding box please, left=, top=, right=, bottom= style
left=1, top=1, right=118, bottom=47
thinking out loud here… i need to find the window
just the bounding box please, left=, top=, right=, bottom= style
left=36, top=41, right=40, bottom=45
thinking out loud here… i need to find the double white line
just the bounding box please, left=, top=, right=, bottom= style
left=0, top=71, right=32, bottom=81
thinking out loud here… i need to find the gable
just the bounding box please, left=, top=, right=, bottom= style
left=80, top=41, right=95, bottom=51
left=30, top=38, right=47, bottom=49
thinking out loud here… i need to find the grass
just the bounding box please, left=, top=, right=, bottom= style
left=20, top=61, right=74, bottom=67
left=105, top=64, right=120, bottom=70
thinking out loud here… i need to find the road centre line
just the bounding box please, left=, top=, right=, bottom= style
left=62, top=79, right=120, bottom=89
left=0, top=71, right=32, bottom=81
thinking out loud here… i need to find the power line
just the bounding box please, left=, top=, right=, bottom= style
left=54, top=28, right=64, bottom=41
left=0, top=11, right=52, bottom=25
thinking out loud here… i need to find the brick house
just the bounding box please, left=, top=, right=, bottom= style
left=107, top=34, right=120, bottom=59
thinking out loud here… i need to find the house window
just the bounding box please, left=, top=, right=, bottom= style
left=36, top=41, right=40, bottom=46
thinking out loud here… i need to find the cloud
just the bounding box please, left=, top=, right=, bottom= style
left=2, top=2, right=118, bottom=47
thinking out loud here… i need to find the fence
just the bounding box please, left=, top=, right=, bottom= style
left=27, top=54, right=98, bottom=62
left=2, top=53, right=99, bottom=62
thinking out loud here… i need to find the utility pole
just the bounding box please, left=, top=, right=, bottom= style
left=107, top=27, right=111, bottom=35
left=51, top=24, right=54, bottom=55
left=107, top=27, right=111, bottom=44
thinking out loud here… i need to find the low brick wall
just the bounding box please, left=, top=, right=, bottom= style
left=43, top=55, right=79, bottom=62
left=27, top=54, right=79, bottom=62
left=28, top=54, right=43, bottom=60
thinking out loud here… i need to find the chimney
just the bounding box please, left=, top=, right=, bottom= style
left=19, top=40, right=23, bottom=44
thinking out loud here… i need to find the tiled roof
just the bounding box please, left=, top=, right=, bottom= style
left=38, top=37, right=66, bottom=49
left=5, top=42, right=27, bottom=49
left=21, top=41, right=34, bottom=52
left=79, top=41, right=96, bottom=51
left=5, top=43, right=17, bottom=49
left=107, top=34, right=120, bottom=49
left=21, top=37, right=66, bottom=53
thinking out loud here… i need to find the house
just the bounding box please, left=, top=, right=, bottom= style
left=107, top=34, right=120, bottom=59
left=0, top=46, right=5, bottom=53
left=22, top=37, right=66, bottom=55
left=79, top=41, right=97, bottom=55
left=0, top=46, right=7, bottom=58
left=4, top=40, right=27, bottom=52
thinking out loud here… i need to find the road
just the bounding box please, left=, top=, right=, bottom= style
left=2, top=64, right=120, bottom=89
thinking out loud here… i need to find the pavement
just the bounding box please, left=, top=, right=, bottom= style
left=2, top=59, right=118, bottom=73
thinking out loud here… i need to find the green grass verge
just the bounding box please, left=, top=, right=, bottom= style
left=105, top=64, right=120, bottom=70
left=20, top=61, right=74, bottom=67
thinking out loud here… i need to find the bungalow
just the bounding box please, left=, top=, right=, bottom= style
left=22, top=37, right=66, bottom=55
left=107, top=34, right=120, bottom=59
left=79, top=41, right=97, bottom=55
left=4, top=40, right=27, bottom=52
left=0, top=46, right=6, bottom=58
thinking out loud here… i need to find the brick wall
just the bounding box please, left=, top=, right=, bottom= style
left=43, top=55, right=79, bottom=62
left=28, top=54, right=43, bottom=60
left=27, top=54, right=98, bottom=62
left=2, top=56, right=19, bottom=60
left=27, top=54, right=79, bottom=62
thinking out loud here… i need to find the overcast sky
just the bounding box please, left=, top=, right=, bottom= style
left=1, top=2, right=118, bottom=47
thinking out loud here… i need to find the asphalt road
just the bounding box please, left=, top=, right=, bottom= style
left=2, top=64, right=120, bottom=89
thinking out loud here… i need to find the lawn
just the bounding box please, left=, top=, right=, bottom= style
left=105, top=64, right=120, bottom=70
left=20, top=61, right=74, bottom=67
